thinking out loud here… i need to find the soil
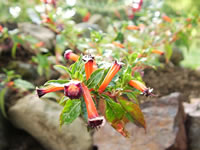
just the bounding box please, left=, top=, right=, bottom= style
left=142, top=64, right=200, bottom=102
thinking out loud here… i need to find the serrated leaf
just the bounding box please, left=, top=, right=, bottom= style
left=60, top=99, right=81, bottom=126
left=86, top=68, right=104, bottom=89
left=44, top=79, right=69, bottom=86
left=105, top=97, right=124, bottom=122
left=119, top=98, right=146, bottom=129
left=103, top=95, right=129, bottom=137
left=14, top=79, right=35, bottom=90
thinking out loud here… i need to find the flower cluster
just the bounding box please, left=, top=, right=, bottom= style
left=37, top=50, right=153, bottom=130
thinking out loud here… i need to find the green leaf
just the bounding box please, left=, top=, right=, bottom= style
left=105, top=96, right=124, bottom=122
left=0, top=88, right=7, bottom=118
left=60, top=99, right=81, bottom=126
left=124, top=92, right=139, bottom=104
left=119, top=98, right=146, bottom=129
left=165, top=43, right=173, bottom=62
left=11, top=42, right=18, bottom=59
left=14, top=79, right=35, bottom=90
left=115, top=32, right=124, bottom=43
left=80, top=97, right=88, bottom=122
left=59, top=96, right=70, bottom=105
left=44, top=79, right=70, bottom=86
left=86, top=68, right=104, bottom=89
left=103, top=95, right=129, bottom=137
left=54, top=65, right=71, bottom=76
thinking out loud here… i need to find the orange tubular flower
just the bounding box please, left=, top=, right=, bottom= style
left=162, top=15, right=172, bottom=23
left=126, top=25, right=140, bottom=30
left=129, top=80, right=153, bottom=96
left=82, top=12, right=91, bottom=22
left=112, top=41, right=124, bottom=48
left=152, top=50, right=164, bottom=55
left=0, top=25, right=3, bottom=32
left=81, top=83, right=105, bottom=128
left=93, top=61, right=98, bottom=71
left=64, top=50, right=79, bottom=62
left=83, top=55, right=94, bottom=80
left=36, top=85, right=64, bottom=98
left=99, top=61, right=122, bottom=93
left=35, top=42, right=44, bottom=48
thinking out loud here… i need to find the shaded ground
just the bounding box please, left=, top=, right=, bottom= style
left=143, top=64, right=200, bottom=102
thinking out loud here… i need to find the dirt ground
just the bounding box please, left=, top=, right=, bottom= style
left=142, top=64, right=200, bottom=102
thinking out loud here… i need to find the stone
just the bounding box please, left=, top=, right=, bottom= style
left=7, top=61, right=38, bottom=80
left=18, top=23, right=55, bottom=50
left=183, top=98, right=200, bottom=150
left=94, top=93, right=187, bottom=150
left=8, top=94, right=92, bottom=150
left=0, top=112, right=8, bottom=150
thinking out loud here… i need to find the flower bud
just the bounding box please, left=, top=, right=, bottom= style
left=64, top=81, right=82, bottom=99
left=64, top=50, right=79, bottom=62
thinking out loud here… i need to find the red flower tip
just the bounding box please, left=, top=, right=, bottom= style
left=88, top=116, right=105, bottom=129
left=64, top=81, right=82, bottom=99
left=64, top=50, right=79, bottom=62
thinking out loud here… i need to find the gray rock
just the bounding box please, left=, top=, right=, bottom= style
left=18, top=23, right=55, bottom=50
left=184, top=98, right=200, bottom=150
left=8, top=94, right=92, bottom=150
left=94, top=93, right=187, bottom=150
left=0, top=112, right=8, bottom=150
left=7, top=61, right=38, bottom=80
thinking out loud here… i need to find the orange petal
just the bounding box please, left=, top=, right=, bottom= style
left=37, top=86, right=64, bottom=97
left=99, top=61, right=122, bottom=93
left=112, top=41, right=124, bottom=48
left=129, top=80, right=146, bottom=92
left=152, top=50, right=164, bottom=55
left=126, top=25, right=140, bottom=30
left=81, top=83, right=99, bottom=119
left=162, top=15, right=172, bottom=23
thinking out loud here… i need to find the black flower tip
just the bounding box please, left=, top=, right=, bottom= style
left=88, top=116, right=105, bottom=129
left=82, top=55, right=94, bottom=62
left=36, top=88, right=46, bottom=98
left=142, top=88, right=154, bottom=97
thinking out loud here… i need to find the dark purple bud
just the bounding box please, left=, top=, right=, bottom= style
left=64, top=81, right=82, bottom=99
